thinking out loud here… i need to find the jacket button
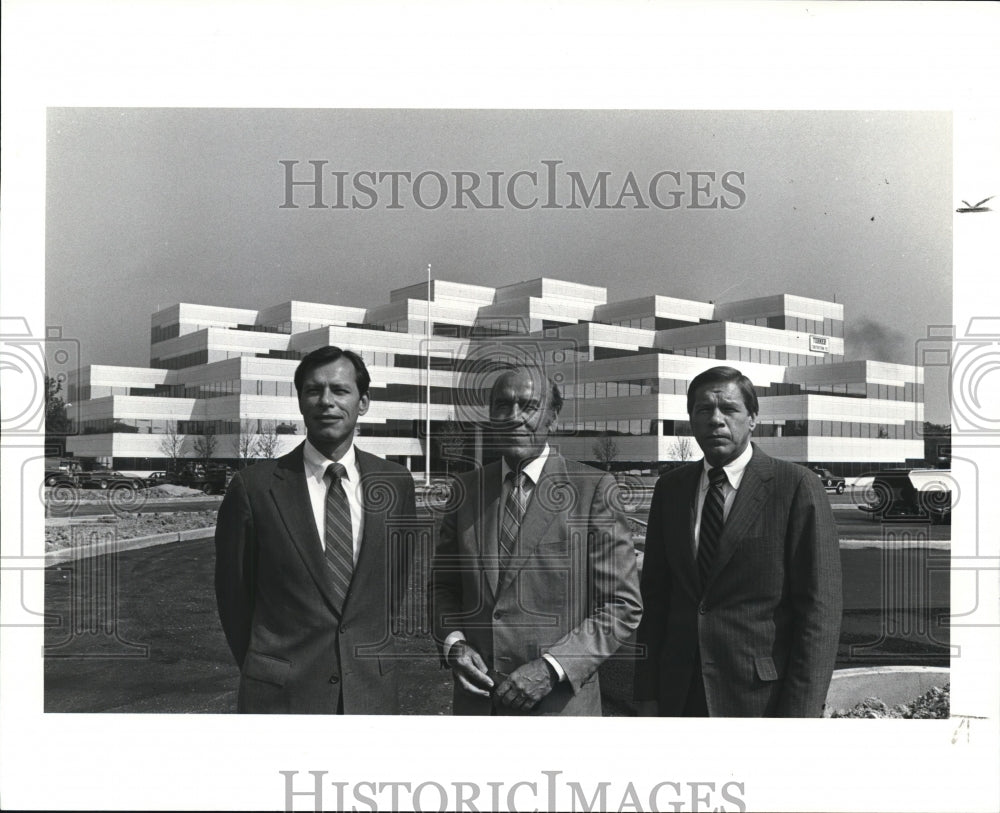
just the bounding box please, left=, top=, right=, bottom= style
left=493, top=611, right=503, bottom=620
left=341, top=624, right=348, bottom=633
left=329, top=675, right=340, bottom=684
left=698, top=604, right=707, bottom=614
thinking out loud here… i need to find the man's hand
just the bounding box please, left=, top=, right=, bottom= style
left=496, top=658, right=558, bottom=711
left=447, top=641, right=494, bottom=698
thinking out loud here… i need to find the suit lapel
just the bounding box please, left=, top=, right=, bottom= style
left=353, top=449, right=385, bottom=588
left=669, top=463, right=703, bottom=601
left=480, top=461, right=504, bottom=600
left=497, top=454, right=563, bottom=597
left=703, top=445, right=773, bottom=591
left=269, top=444, right=343, bottom=617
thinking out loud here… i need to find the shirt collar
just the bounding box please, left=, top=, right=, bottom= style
left=304, top=438, right=358, bottom=483
left=702, top=442, right=754, bottom=490
left=501, top=443, right=551, bottom=486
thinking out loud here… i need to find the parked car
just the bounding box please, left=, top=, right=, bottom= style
left=77, top=469, right=147, bottom=491
left=856, top=468, right=951, bottom=525
left=44, top=457, right=82, bottom=487
left=143, top=471, right=176, bottom=487
left=810, top=466, right=846, bottom=494
left=44, top=468, right=79, bottom=487
left=173, top=464, right=234, bottom=495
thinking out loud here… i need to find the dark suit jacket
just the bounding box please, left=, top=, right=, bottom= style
left=430, top=454, right=643, bottom=715
left=214, top=443, right=416, bottom=714
left=634, top=444, right=842, bottom=717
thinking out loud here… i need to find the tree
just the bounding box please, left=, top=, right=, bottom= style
left=669, top=435, right=694, bottom=462
left=45, top=376, right=72, bottom=454
left=255, top=420, right=281, bottom=460
left=235, top=419, right=261, bottom=468
left=192, top=424, right=218, bottom=464
left=437, top=418, right=467, bottom=476
left=592, top=434, right=619, bottom=472
left=158, top=421, right=185, bottom=470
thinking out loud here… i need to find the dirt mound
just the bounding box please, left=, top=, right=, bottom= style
left=831, top=684, right=950, bottom=718
left=145, top=484, right=210, bottom=498
left=45, top=483, right=209, bottom=501
left=46, top=510, right=218, bottom=551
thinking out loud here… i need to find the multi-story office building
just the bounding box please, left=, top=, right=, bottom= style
left=64, top=278, right=925, bottom=476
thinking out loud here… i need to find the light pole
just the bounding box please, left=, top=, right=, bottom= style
left=425, top=262, right=432, bottom=486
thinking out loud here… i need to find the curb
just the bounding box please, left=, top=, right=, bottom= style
left=46, top=526, right=217, bottom=566
left=838, top=538, right=949, bottom=550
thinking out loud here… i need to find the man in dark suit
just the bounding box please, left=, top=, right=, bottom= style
left=634, top=366, right=842, bottom=717
left=430, top=364, right=642, bottom=715
left=215, top=346, right=416, bottom=714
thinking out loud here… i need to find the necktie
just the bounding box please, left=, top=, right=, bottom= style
left=324, top=462, right=354, bottom=612
left=697, top=467, right=727, bottom=588
left=498, top=470, right=529, bottom=570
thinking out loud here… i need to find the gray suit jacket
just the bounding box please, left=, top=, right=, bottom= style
left=215, top=443, right=416, bottom=714
left=634, top=444, right=843, bottom=717
left=430, top=454, right=643, bottom=715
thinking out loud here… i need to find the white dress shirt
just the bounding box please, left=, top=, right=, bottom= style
left=444, top=444, right=567, bottom=683
left=692, top=441, right=754, bottom=555
left=303, top=439, right=365, bottom=561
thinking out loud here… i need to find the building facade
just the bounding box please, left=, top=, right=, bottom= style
left=65, top=278, right=925, bottom=476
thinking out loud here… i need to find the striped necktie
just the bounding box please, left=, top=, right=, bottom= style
left=324, top=462, right=354, bottom=612
left=697, top=467, right=727, bottom=588
left=498, top=470, right=529, bottom=570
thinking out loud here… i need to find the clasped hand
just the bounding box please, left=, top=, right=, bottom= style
left=449, top=643, right=557, bottom=711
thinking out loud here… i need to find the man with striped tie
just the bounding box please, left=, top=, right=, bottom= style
left=215, top=346, right=416, bottom=714
left=634, top=366, right=842, bottom=717
left=430, top=364, right=642, bottom=715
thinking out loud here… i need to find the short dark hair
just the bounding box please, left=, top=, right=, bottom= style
left=686, top=366, right=759, bottom=415
left=490, top=366, right=564, bottom=417
left=294, top=346, right=371, bottom=398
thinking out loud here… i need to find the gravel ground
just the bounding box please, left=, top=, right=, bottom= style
left=45, top=510, right=217, bottom=551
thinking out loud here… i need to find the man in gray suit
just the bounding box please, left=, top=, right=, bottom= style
left=634, top=366, right=842, bottom=717
left=431, top=364, right=642, bottom=715
left=215, top=346, right=416, bottom=714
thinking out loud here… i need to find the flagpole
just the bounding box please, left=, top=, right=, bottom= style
left=426, top=262, right=432, bottom=486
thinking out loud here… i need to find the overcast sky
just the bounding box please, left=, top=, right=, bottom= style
left=45, top=108, right=951, bottom=421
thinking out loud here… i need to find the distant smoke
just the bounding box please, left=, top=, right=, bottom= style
left=846, top=317, right=908, bottom=363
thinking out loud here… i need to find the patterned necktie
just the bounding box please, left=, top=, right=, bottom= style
left=697, top=467, right=727, bottom=588
left=324, top=462, right=354, bottom=612
left=498, top=470, right=529, bottom=570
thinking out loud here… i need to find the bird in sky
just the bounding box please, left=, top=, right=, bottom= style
left=956, top=196, right=994, bottom=213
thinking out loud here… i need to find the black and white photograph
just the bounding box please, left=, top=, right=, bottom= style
left=2, top=2, right=998, bottom=812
